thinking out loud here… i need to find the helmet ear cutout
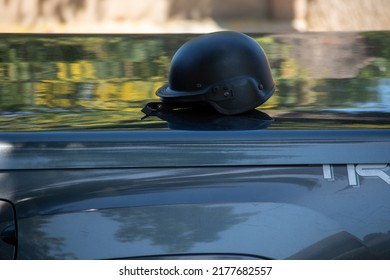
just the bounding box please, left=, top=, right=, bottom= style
left=205, top=76, right=274, bottom=115
left=207, top=83, right=235, bottom=102
left=156, top=31, right=275, bottom=115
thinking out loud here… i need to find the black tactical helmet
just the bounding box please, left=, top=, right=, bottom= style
left=156, top=31, right=275, bottom=115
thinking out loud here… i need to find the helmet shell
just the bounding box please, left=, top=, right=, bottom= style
left=156, top=31, right=275, bottom=115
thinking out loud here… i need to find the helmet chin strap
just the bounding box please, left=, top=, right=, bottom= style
left=141, top=101, right=220, bottom=119
left=141, top=102, right=195, bottom=119
left=141, top=102, right=170, bottom=119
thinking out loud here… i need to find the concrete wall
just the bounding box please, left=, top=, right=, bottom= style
left=168, top=0, right=271, bottom=19
left=0, top=0, right=274, bottom=25
left=0, top=0, right=293, bottom=32
left=1, top=0, right=389, bottom=32
left=294, top=0, right=390, bottom=31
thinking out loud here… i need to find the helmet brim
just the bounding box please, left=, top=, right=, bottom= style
left=156, top=78, right=275, bottom=115
left=156, top=84, right=208, bottom=99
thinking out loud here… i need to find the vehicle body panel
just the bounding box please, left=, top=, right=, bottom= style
left=2, top=165, right=390, bottom=259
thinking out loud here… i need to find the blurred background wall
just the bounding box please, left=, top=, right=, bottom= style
left=0, top=0, right=389, bottom=33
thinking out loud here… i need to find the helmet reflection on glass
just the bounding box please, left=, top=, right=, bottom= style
left=156, top=31, right=275, bottom=115
left=144, top=103, right=273, bottom=131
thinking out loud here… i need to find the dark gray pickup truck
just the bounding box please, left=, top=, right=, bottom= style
left=1, top=31, right=390, bottom=259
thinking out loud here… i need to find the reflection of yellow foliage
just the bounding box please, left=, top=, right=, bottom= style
left=93, top=83, right=121, bottom=109
left=53, top=98, right=71, bottom=108
left=80, top=61, right=96, bottom=80
left=35, top=82, right=50, bottom=93
left=34, top=82, right=49, bottom=107
left=256, top=37, right=273, bottom=44
left=96, top=83, right=116, bottom=100
left=33, top=79, right=164, bottom=110
left=54, top=82, right=74, bottom=95
left=58, top=61, right=96, bottom=81
left=38, top=81, right=75, bottom=94
left=123, top=107, right=144, bottom=113
left=121, top=82, right=133, bottom=101
left=57, top=62, right=68, bottom=80
left=34, top=93, right=47, bottom=106
left=70, top=63, right=82, bottom=81
left=34, top=81, right=76, bottom=108
left=120, top=81, right=164, bottom=101
left=281, top=58, right=298, bottom=79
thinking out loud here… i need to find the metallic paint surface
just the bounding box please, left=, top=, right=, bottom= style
left=1, top=166, right=389, bottom=259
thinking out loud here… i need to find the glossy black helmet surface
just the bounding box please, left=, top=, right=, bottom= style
left=156, top=31, right=275, bottom=115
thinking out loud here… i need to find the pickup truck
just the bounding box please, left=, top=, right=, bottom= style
left=1, top=31, right=390, bottom=259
